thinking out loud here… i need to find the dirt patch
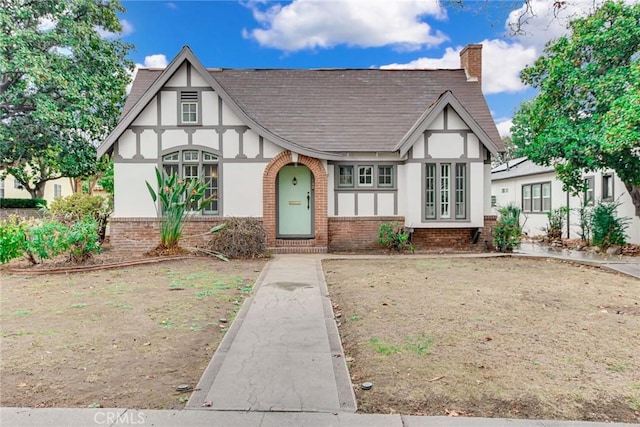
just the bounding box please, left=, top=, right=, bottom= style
left=325, top=256, right=640, bottom=422
left=0, top=258, right=265, bottom=409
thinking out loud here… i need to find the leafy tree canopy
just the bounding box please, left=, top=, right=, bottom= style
left=0, top=0, right=133, bottom=198
left=512, top=0, right=640, bottom=217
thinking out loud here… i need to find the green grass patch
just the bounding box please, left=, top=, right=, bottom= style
left=369, top=338, right=400, bottom=356
left=12, top=310, right=31, bottom=316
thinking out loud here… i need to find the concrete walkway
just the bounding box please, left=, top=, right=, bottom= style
left=2, top=250, right=638, bottom=426
left=186, top=255, right=356, bottom=412
left=515, top=242, right=640, bottom=279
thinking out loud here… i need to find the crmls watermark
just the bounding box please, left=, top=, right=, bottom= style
left=93, top=411, right=145, bottom=425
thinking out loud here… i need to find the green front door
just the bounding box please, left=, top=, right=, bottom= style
left=277, top=165, right=313, bottom=238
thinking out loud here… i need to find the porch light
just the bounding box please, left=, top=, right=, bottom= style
left=292, top=177, right=298, bottom=186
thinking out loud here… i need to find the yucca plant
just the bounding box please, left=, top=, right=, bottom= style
left=146, top=168, right=210, bottom=248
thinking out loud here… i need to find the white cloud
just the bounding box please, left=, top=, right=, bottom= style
left=141, top=54, right=168, bottom=68
left=127, top=54, right=168, bottom=93
left=97, top=19, right=135, bottom=39
left=495, top=118, right=514, bottom=137
left=506, top=0, right=640, bottom=52
left=242, top=0, right=448, bottom=51
left=381, top=39, right=537, bottom=95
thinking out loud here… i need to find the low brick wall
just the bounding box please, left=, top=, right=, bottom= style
left=328, top=216, right=404, bottom=252
left=411, top=227, right=476, bottom=249
left=0, top=208, right=44, bottom=220
left=109, top=217, right=228, bottom=252
left=483, top=215, right=498, bottom=250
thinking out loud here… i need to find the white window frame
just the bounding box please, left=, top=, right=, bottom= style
left=337, top=165, right=354, bottom=188
left=358, top=165, right=373, bottom=187
left=602, top=174, right=614, bottom=201
left=522, top=182, right=551, bottom=213
left=54, top=184, right=62, bottom=198
left=377, top=165, right=394, bottom=188
left=162, top=149, right=219, bottom=215
left=583, top=176, right=594, bottom=206
left=178, top=91, right=200, bottom=125
left=424, top=162, right=467, bottom=221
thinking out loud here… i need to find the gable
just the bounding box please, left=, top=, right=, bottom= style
left=397, top=91, right=502, bottom=157
left=99, top=47, right=503, bottom=160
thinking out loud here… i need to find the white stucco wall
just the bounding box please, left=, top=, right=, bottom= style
left=223, top=163, right=264, bottom=216
left=113, top=163, right=157, bottom=217
left=491, top=170, right=639, bottom=245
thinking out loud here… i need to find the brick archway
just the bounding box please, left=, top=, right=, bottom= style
left=263, top=151, right=328, bottom=248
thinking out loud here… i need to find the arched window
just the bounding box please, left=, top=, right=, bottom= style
left=162, top=149, right=219, bottom=215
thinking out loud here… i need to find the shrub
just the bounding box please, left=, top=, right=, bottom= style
left=378, top=222, right=414, bottom=252
left=0, top=216, right=27, bottom=264
left=0, top=198, right=46, bottom=209
left=146, top=168, right=210, bottom=248
left=543, top=207, right=569, bottom=241
left=49, top=193, right=112, bottom=243
left=22, top=219, right=70, bottom=264
left=577, top=200, right=593, bottom=242
left=66, top=216, right=101, bottom=263
left=591, top=201, right=629, bottom=249
left=494, top=204, right=522, bottom=252
left=0, top=217, right=100, bottom=265
left=206, top=217, right=266, bottom=259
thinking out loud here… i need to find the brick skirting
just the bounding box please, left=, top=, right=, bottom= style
left=109, top=217, right=228, bottom=252
left=109, top=215, right=498, bottom=253
left=328, top=216, right=404, bottom=252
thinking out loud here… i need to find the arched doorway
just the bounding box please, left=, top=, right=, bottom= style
left=276, top=164, right=314, bottom=238
left=263, top=151, right=328, bottom=249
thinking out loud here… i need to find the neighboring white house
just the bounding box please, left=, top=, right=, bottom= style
left=97, top=45, right=504, bottom=253
left=0, top=172, right=73, bottom=204
left=491, top=157, right=640, bottom=245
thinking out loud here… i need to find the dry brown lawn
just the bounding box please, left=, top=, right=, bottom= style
left=0, top=258, right=264, bottom=409
left=324, top=256, right=640, bottom=423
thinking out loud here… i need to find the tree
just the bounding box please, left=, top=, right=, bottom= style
left=0, top=0, right=133, bottom=198
left=511, top=0, right=640, bottom=217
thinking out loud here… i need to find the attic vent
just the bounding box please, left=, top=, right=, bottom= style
left=181, top=91, right=198, bottom=101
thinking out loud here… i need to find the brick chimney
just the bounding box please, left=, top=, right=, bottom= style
left=459, top=44, right=483, bottom=86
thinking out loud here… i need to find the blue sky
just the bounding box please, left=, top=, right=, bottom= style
left=115, top=0, right=611, bottom=137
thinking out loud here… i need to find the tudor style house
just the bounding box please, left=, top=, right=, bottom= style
left=97, top=44, right=504, bottom=253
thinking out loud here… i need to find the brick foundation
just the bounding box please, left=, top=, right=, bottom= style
left=109, top=215, right=499, bottom=253
left=109, top=217, right=228, bottom=252
left=328, top=216, right=404, bottom=252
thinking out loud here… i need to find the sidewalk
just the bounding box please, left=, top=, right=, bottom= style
left=186, top=255, right=356, bottom=412
left=515, top=242, right=640, bottom=279
left=1, top=407, right=636, bottom=427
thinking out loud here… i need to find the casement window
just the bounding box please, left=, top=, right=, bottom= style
left=338, top=166, right=354, bottom=187
left=0, top=179, right=4, bottom=198
left=378, top=166, right=394, bottom=188
left=335, top=164, right=396, bottom=189
left=358, top=165, right=373, bottom=186
left=424, top=162, right=467, bottom=220
left=583, top=176, right=594, bottom=206
left=521, top=182, right=551, bottom=213
left=602, top=174, right=614, bottom=201
left=54, top=184, right=62, bottom=198
left=162, top=149, right=219, bottom=214
left=179, top=91, right=199, bottom=125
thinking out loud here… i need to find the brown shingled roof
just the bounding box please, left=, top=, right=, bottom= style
left=123, top=67, right=503, bottom=153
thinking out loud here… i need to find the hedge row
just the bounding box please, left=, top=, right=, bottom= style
left=0, top=198, right=47, bottom=209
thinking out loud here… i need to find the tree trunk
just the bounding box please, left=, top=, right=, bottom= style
left=625, top=182, right=640, bottom=218
left=30, top=183, right=45, bottom=199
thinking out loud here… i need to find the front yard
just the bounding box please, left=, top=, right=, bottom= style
left=0, top=258, right=265, bottom=409
left=325, top=256, right=640, bottom=423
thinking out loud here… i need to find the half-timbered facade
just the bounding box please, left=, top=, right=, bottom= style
left=98, top=44, right=503, bottom=252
